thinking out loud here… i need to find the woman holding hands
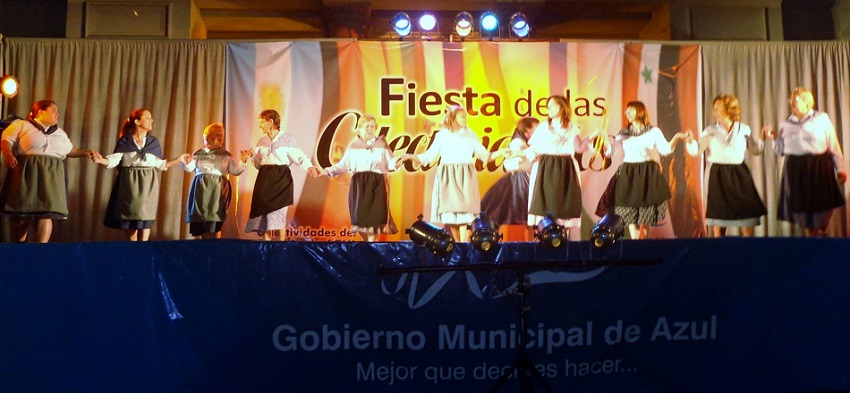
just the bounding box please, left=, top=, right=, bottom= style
left=396, top=105, right=507, bottom=242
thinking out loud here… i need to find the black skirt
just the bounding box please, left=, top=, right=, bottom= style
left=778, top=153, right=845, bottom=220
left=706, top=163, right=766, bottom=220
left=481, top=171, right=530, bottom=226
left=614, top=161, right=670, bottom=207
left=529, top=155, right=582, bottom=219
left=249, top=165, right=293, bottom=219
left=349, top=171, right=392, bottom=231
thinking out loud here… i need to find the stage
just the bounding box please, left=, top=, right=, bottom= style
left=1, top=238, right=849, bottom=392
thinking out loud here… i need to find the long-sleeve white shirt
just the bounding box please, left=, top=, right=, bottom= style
left=251, top=130, right=313, bottom=171
left=692, top=122, right=763, bottom=164
left=1, top=119, right=73, bottom=158
left=617, top=127, right=673, bottom=163
left=417, top=127, right=489, bottom=166
left=326, top=137, right=395, bottom=177
left=524, top=119, right=585, bottom=161
left=774, top=110, right=845, bottom=173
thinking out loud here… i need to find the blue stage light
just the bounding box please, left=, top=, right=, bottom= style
left=391, top=12, right=412, bottom=37
left=509, top=12, right=530, bottom=38
left=480, top=12, right=499, bottom=33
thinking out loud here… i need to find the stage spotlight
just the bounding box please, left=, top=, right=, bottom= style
left=391, top=12, right=412, bottom=37
left=469, top=212, right=501, bottom=252
left=480, top=12, right=499, bottom=39
left=590, top=213, right=625, bottom=248
left=454, top=12, right=473, bottom=37
left=406, top=215, right=455, bottom=257
left=535, top=213, right=566, bottom=248
left=419, top=13, right=437, bottom=32
left=1, top=75, right=18, bottom=98
left=509, top=12, right=530, bottom=38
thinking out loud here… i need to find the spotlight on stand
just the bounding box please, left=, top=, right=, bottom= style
left=454, top=11, right=474, bottom=38
left=590, top=213, right=625, bottom=248
left=535, top=213, right=566, bottom=248
left=406, top=214, right=454, bottom=257
left=469, top=212, right=501, bottom=252
left=1, top=75, right=18, bottom=98
left=391, top=12, right=412, bottom=37
left=479, top=11, right=499, bottom=39
left=509, top=12, right=530, bottom=39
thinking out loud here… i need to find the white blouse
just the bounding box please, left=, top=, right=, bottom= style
left=524, top=119, right=584, bottom=161
left=775, top=110, right=845, bottom=172
left=417, top=127, right=489, bottom=166
left=251, top=130, right=314, bottom=171
left=326, top=138, right=395, bottom=176
left=695, top=122, right=763, bottom=164
left=1, top=119, right=73, bottom=159
left=617, top=127, right=673, bottom=163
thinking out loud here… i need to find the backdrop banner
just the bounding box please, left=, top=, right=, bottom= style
left=2, top=239, right=848, bottom=392
left=225, top=41, right=705, bottom=241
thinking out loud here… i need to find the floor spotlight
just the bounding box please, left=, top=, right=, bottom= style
left=391, top=12, right=412, bottom=37
left=479, top=11, right=500, bottom=39
left=1, top=75, right=18, bottom=98
left=406, top=214, right=454, bottom=257
left=590, top=213, right=625, bottom=248
left=509, top=12, right=530, bottom=39
left=454, top=11, right=473, bottom=37
left=469, top=212, right=501, bottom=252
left=535, top=213, right=566, bottom=248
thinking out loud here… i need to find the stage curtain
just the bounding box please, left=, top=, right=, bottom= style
left=702, top=41, right=850, bottom=237
left=0, top=39, right=226, bottom=241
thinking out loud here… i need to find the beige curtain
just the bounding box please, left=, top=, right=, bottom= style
left=702, top=41, right=850, bottom=237
left=1, top=38, right=226, bottom=241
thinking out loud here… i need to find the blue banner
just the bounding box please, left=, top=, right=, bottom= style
left=1, top=239, right=849, bottom=392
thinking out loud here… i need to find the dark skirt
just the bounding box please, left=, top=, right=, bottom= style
left=481, top=171, right=530, bottom=226
left=186, top=173, right=233, bottom=235
left=186, top=174, right=232, bottom=222
left=349, top=171, right=397, bottom=234
left=614, top=161, right=670, bottom=207
left=597, top=161, right=670, bottom=225
left=249, top=165, right=293, bottom=218
left=529, top=154, right=582, bottom=219
left=0, top=155, right=68, bottom=219
left=706, top=163, right=766, bottom=220
left=104, top=167, right=161, bottom=230
left=778, top=153, right=845, bottom=220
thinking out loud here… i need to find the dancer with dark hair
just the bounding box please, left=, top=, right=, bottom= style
left=595, top=101, right=689, bottom=240
left=480, top=116, right=539, bottom=240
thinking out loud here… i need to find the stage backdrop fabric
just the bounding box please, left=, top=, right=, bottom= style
left=224, top=41, right=704, bottom=241
left=1, top=239, right=849, bottom=392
